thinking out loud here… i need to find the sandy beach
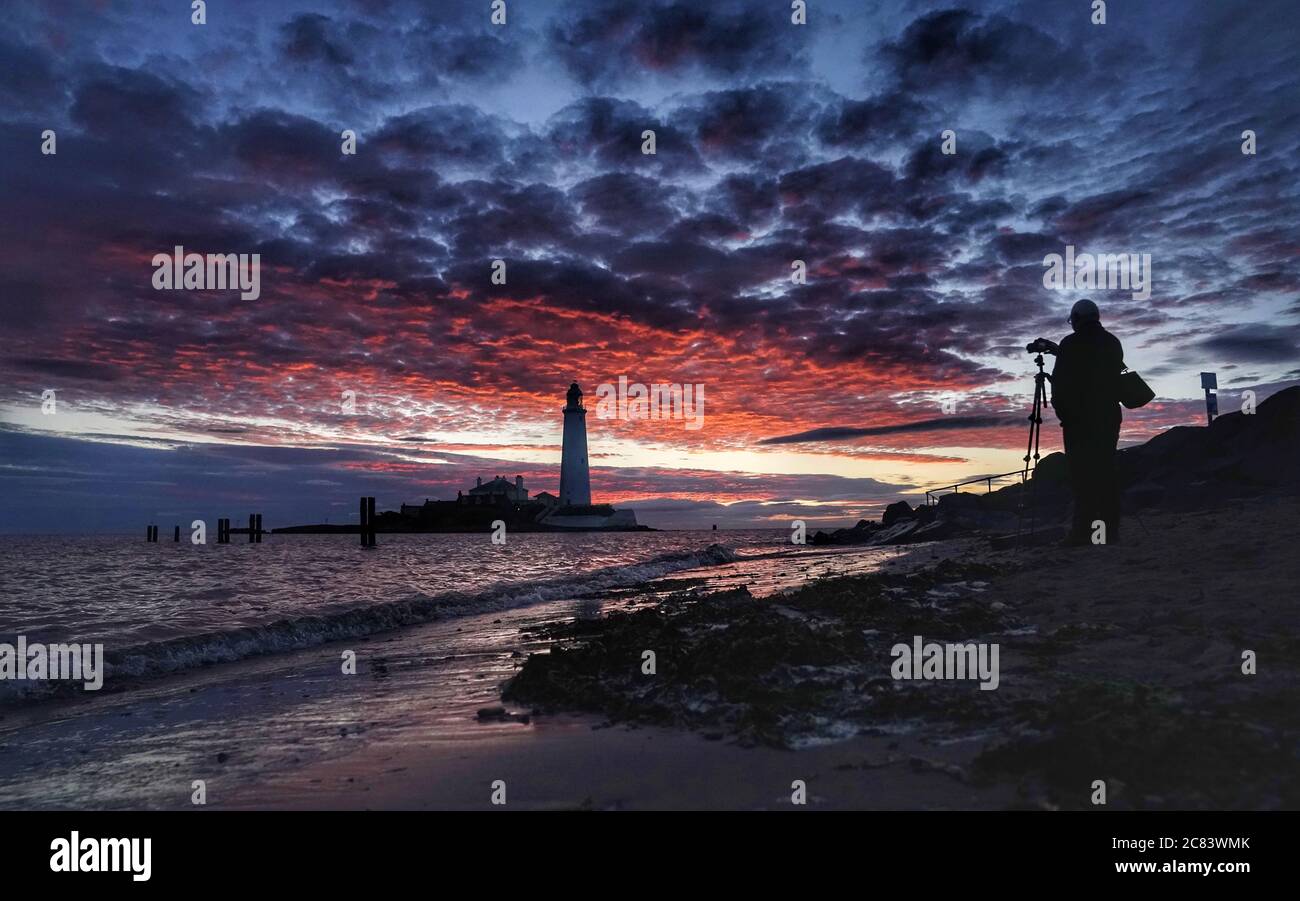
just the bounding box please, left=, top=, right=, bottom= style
left=3, top=496, right=1295, bottom=811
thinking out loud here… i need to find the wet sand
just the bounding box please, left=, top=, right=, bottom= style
left=226, top=714, right=1015, bottom=810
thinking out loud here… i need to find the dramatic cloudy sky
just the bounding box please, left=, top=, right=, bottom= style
left=1, top=0, right=1298, bottom=531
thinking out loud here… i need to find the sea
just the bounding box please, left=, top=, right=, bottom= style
left=0, top=530, right=903, bottom=705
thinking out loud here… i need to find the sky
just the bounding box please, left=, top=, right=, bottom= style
left=1, top=0, right=1298, bottom=532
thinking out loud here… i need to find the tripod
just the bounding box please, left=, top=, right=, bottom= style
left=1016, top=353, right=1050, bottom=543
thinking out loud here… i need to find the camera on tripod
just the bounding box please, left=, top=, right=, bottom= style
left=1025, top=337, right=1059, bottom=355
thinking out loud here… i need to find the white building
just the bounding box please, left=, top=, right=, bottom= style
left=558, top=382, right=592, bottom=506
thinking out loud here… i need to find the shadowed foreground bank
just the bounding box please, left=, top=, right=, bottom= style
left=503, top=497, right=1300, bottom=809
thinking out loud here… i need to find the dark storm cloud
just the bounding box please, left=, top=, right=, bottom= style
left=903, top=134, right=1011, bottom=185
left=446, top=183, right=579, bottom=257
left=678, top=84, right=815, bottom=164
left=779, top=157, right=899, bottom=218
left=223, top=109, right=342, bottom=183
left=991, top=231, right=1063, bottom=265
left=12, top=359, right=123, bottom=382
left=883, top=9, right=1085, bottom=91
left=815, top=91, right=925, bottom=149
left=281, top=13, right=357, bottom=66
left=70, top=66, right=201, bottom=137
left=371, top=105, right=512, bottom=170
left=0, top=38, right=62, bottom=114
left=1045, top=189, right=1159, bottom=241
left=549, top=0, right=806, bottom=88
left=545, top=96, right=706, bottom=173
left=1195, top=325, right=1300, bottom=364
left=572, top=173, right=680, bottom=235
left=761, top=415, right=1023, bottom=445
left=707, top=174, right=781, bottom=229
left=268, top=7, right=526, bottom=109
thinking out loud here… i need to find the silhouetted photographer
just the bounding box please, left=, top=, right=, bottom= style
left=1031, top=299, right=1125, bottom=545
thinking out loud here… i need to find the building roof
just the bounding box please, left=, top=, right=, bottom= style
left=468, top=476, right=521, bottom=494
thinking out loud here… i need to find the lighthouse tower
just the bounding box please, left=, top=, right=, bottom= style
left=558, top=382, right=592, bottom=507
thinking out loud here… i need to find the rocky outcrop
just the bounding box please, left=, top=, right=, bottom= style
left=810, top=385, right=1300, bottom=547
left=882, top=500, right=915, bottom=526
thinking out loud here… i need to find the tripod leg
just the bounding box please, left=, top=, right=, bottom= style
left=1026, top=375, right=1047, bottom=540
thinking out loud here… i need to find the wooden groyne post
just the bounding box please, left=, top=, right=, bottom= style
left=217, top=518, right=230, bottom=544
left=146, top=524, right=158, bottom=542
left=238, top=513, right=263, bottom=543
left=359, top=496, right=377, bottom=548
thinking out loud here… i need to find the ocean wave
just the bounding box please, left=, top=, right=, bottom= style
left=0, top=542, right=739, bottom=706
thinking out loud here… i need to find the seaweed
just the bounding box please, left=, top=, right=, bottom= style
left=504, top=560, right=1018, bottom=749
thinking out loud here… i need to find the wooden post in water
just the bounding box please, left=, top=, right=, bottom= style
left=254, top=513, right=263, bottom=543
left=174, top=525, right=180, bottom=542
left=359, top=496, right=377, bottom=547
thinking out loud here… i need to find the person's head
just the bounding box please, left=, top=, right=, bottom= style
left=1068, top=298, right=1101, bottom=332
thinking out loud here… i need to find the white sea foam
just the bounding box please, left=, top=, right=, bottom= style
left=0, top=541, right=742, bottom=704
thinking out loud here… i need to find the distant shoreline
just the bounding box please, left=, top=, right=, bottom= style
left=271, top=523, right=655, bottom=534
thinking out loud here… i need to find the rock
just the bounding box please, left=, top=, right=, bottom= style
left=882, top=500, right=915, bottom=526
left=870, top=520, right=921, bottom=545
left=910, top=519, right=960, bottom=542
left=1031, top=452, right=1069, bottom=484
left=812, top=521, right=882, bottom=546
left=476, top=705, right=530, bottom=724
left=936, top=491, right=983, bottom=516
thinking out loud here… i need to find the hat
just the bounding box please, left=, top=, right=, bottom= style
left=1068, top=298, right=1100, bottom=325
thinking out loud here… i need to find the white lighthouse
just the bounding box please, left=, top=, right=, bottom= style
left=558, top=382, right=592, bottom=507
